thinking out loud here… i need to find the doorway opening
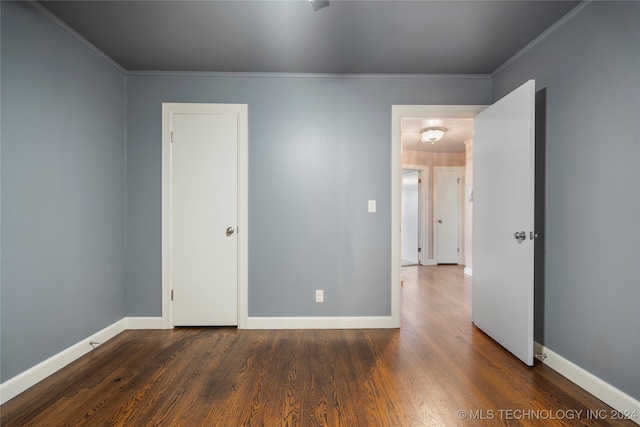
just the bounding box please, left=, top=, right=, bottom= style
left=390, top=105, right=486, bottom=327
left=393, top=80, right=539, bottom=365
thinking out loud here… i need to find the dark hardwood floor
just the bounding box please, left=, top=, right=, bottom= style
left=2, top=265, right=635, bottom=426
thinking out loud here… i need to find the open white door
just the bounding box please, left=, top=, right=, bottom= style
left=473, top=80, right=535, bottom=366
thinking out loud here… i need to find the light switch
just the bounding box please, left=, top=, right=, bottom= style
left=368, top=200, right=376, bottom=213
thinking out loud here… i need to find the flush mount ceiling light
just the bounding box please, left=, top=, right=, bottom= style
left=309, top=0, right=330, bottom=12
left=421, top=127, right=447, bottom=144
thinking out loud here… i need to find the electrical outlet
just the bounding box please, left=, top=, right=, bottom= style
left=316, top=289, right=324, bottom=303
left=368, top=200, right=376, bottom=213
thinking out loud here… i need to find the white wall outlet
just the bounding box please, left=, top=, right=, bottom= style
left=368, top=200, right=376, bottom=213
left=315, top=289, right=324, bottom=303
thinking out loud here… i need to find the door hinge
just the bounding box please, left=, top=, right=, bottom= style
left=457, top=248, right=460, bottom=253
left=418, top=247, right=422, bottom=253
left=171, top=131, right=174, bottom=143
left=418, top=178, right=422, bottom=184
left=171, top=290, right=174, bottom=301
left=457, top=178, right=461, bottom=183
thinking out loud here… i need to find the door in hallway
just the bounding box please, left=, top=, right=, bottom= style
left=434, top=167, right=461, bottom=264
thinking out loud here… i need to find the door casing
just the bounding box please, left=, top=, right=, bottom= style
left=161, top=103, right=249, bottom=329
left=401, top=169, right=421, bottom=265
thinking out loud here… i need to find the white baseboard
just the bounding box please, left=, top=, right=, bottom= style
left=423, top=259, right=437, bottom=266
left=1, top=315, right=394, bottom=404
left=2, top=315, right=396, bottom=402
left=534, top=342, right=640, bottom=425
left=0, top=317, right=166, bottom=405
left=125, top=317, right=164, bottom=329
left=0, top=318, right=126, bottom=405
left=464, top=267, right=473, bottom=276
left=246, top=316, right=396, bottom=329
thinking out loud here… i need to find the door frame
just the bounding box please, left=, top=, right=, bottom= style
left=161, top=103, right=249, bottom=329
left=401, top=168, right=422, bottom=266
left=433, top=166, right=464, bottom=265
left=391, top=105, right=486, bottom=327
left=402, top=164, right=430, bottom=266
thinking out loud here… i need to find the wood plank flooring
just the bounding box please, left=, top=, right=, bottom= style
left=2, top=265, right=636, bottom=426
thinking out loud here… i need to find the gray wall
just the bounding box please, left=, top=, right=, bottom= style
left=5, top=0, right=637, bottom=404
left=125, top=75, right=490, bottom=316
left=493, top=1, right=640, bottom=399
left=0, top=2, right=126, bottom=381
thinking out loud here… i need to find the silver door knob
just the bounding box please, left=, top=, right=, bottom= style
left=514, top=231, right=526, bottom=244
left=226, top=227, right=235, bottom=236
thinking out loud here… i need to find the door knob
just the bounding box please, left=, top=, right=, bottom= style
left=438, top=219, right=443, bottom=223
left=226, top=227, right=235, bottom=236
left=514, top=231, right=526, bottom=244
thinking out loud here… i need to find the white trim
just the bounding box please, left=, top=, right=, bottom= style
left=28, top=1, right=127, bottom=75
left=535, top=342, right=640, bottom=425
left=423, top=260, right=437, bottom=266
left=246, top=317, right=395, bottom=330
left=392, top=105, right=487, bottom=330
left=464, top=267, right=473, bottom=276
left=403, top=164, right=430, bottom=266
left=491, top=1, right=593, bottom=77
left=0, top=319, right=126, bottom=405
left=161, top=103, right=249, bottom=330
left=391, top=108, right=402, bottom=328
left=161, top=104, right=171, bottom=329
left=30, top=0, right=496, bottom=83
left=126, top=70, right=493, bottom=80
left=125, top=317, right=164, bottom=330
left=237, top=106, right=249, bottom=329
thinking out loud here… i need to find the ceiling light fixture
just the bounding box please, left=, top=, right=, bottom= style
left=421, top=127, right=447, bottom=144
left=309, top=0, right=330, bottom=12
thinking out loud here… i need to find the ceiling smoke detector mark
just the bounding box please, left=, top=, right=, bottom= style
left=309, top=0, right=329, bottom=12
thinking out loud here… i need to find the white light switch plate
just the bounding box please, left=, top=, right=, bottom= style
left=368, top=200, right=376, bottom=213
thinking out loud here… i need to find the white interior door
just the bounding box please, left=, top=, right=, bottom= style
left=473, top=80, right=535, bottom=365
left=434, top=167, right=461, bottom=264
left=402, top=170, right=420, bottom=265
left=170, top=111, right=238, bottom=326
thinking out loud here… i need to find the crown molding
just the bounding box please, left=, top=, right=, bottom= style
left=28, top=1, right=127, bottom=75
left=492, top=0, right=593, bottom=77
left=28, top=0, right=494, bottom=80
left=126, top=70, right=492, bottom=80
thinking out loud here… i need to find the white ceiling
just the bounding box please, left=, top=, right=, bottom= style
left=402, top=117, right=473, bottom=153
left=39, top=0, right=581, bottom=74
